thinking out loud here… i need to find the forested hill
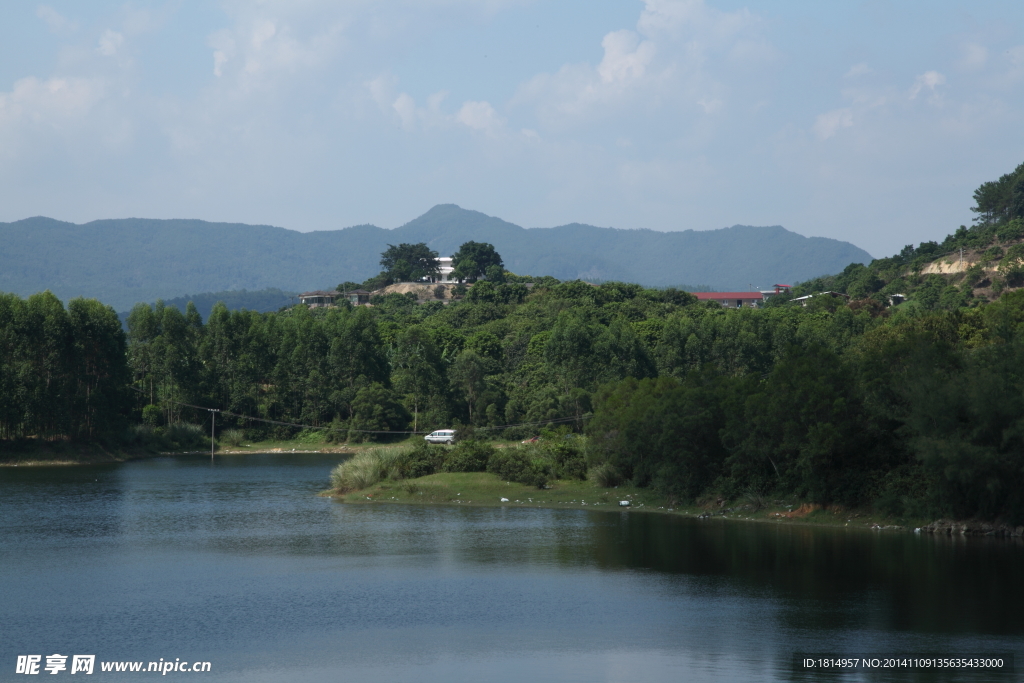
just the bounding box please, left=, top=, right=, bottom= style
left=0, top=206, right=871, bottom=311
left=790, top=161, right=1024, bottom=311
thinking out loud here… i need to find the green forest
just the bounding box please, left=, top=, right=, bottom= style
left=3, top=164, right=1024, bottom=524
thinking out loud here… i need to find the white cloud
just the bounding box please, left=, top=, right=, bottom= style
left=367, top=76, right=450, bottom=131
left=36, top=5, right=77, bottom=34
left=201, top=8, right=346, bottom=88
left=0, top=76, right=104, bottom=125
left=367, top=73, right=398, bottom=110
left=960, top=43, right=988, bottom=70
left=97, top=30, right=124, bottom=57
left=512, top=0, right=767, bottom=127
left=845, top=63, right=871, bottom=78
left=813, top=108, right=853, bottom=140
left=908, top=70, right=946, bottom=101
left=213, top=51, right=230, bottom=78
left=0, top=77, right=109, bottom=162
left=208, top=30, right=235, bottom=77
left=250, top=20, right=277, bottom=51
left=456, top=100, right=504, bottom=134
left=393, top=92, right=417, bottom=130
left=697, top=97, right=722, bottom=113
left=597, top=30, right=654, bottom=84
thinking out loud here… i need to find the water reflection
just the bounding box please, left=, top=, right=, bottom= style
left=1, top=454, right=1021, bottom=683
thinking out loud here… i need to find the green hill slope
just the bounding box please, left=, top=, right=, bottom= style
left=0, top=207, right=872, bottom=311
left=790, top=161, right=1024, bottom=311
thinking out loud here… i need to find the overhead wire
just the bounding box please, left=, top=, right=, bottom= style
left=128, top=385, right=588, bottom=435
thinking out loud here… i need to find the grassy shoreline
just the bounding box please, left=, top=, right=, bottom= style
left=324, top=470, right=933, bottom=532
left=0, top=436, right=367, bottom=467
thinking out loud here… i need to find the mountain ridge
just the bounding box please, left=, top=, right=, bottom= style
left=0, top=204, right=872, bottom=311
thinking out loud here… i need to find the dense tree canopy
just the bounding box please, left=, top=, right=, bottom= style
left=452, top=241, right=503, bottom=282
left=379, top=242, right=441, bottom=282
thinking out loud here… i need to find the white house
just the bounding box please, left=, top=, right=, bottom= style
left=436, top=257, right=457, bottom=283
left=427, top=256, right=486, bottom=284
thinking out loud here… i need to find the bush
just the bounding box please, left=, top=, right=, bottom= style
left=123, top=423, right=208, bottom=451
left=982, top=245, right=1004, bottom=262
left=441, top=439, right=494, bottom=473
left=589, top=462, right=622, bottom=487
left=487, top=447, right=548, bottom=487
left=164, top=423, right=208, bottom=450
left=295, top=429, right=326, bottom=444
left=398, top=442, right=446, bottom=478
left=740, top=487, right=768, bottom=511
left=997, top=218, right=1024, bottom=242
left=548, top=440, right=587, bottom=480
left=999, top=243, right=1024, bottom=270
left=123, top=424, right=159, bottom=447
left=142, top=404, right=161, bottom=427
left=243, top=426, right=270, bottom=442
left=1004, top=265, right=1024, bottom=288
left=325, top=417, right=347, bottom=444
left=221, top=429, right=245, bottom=447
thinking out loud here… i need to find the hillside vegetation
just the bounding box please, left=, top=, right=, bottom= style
left=0, top=207, right=870, bottom=311
left=793, top=162, right=1024, bottom=311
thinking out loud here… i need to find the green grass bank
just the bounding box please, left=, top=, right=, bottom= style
left=323, top=441, right=938, bottom=533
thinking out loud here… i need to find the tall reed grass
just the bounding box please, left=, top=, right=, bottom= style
left=330, top=446, right=412, bottom=492
left=221, top=429, right=245, bottom=447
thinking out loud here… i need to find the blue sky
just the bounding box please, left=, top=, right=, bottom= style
left=1, top=1, right=1022, bottom=257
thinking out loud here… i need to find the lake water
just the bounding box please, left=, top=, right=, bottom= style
left=1, top=453, right=1021, bottom=682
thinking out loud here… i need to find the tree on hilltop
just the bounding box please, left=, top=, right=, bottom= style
left=973, top=161, right=1024, bottom=225
left=380, top=243, right=441, bottom=282
left=452, top=241, right=503, bottom=282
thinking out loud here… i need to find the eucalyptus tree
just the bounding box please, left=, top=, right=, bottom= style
left=390, top=324, right=443, bottom=433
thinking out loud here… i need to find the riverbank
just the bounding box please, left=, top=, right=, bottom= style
left=0, top=440, right=155, bottom=467
left=324, top=470, right=951, bottom=533
left=0, top=435, right=363, bottom=467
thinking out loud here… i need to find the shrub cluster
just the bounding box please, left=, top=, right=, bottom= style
left=441, top=440, right=494, bottom=473
left=123, top=423, right=209, bottom=451
left=329, top=438, right=591, bottom=492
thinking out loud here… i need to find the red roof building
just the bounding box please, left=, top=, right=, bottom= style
left=693, top=292, right=764, bottom=308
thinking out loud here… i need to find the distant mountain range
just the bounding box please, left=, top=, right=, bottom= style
left=113, top=288, right=298, bottom=327
left=0, top=204, right=873, bottom=312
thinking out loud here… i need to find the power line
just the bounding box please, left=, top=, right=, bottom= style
left=128, top=386, right=589, bottom=435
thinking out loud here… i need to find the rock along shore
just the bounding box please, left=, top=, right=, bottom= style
left=918, top=519, right=1024, bottom=537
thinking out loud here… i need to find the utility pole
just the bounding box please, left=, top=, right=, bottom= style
left=960, top=247, right=964, bottom=268
left=210, top=409, right=218, bottom=461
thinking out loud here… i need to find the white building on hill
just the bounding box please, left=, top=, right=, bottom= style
left=436, top=257, right=457, bottom=283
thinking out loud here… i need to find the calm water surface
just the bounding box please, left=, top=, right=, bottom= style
left=1, top=454, right=1021, bottom=682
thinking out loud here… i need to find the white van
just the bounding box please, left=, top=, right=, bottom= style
left=424, top=429, right=456, bottom=444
